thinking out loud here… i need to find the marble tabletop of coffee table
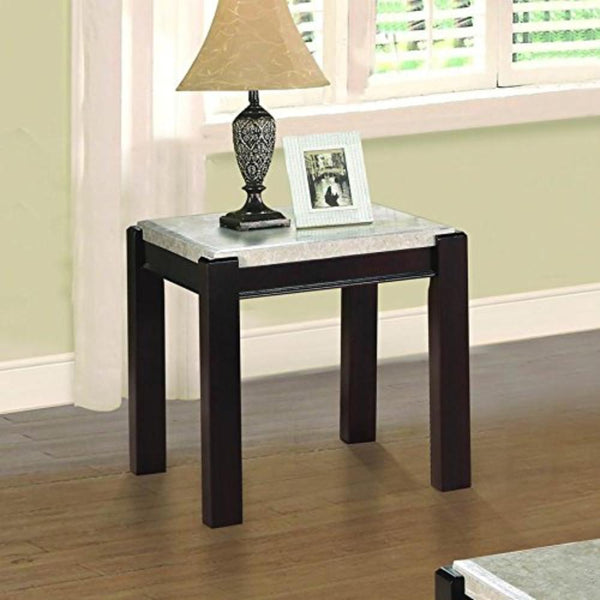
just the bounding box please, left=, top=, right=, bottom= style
left=454, top=539, right=600, bottom=600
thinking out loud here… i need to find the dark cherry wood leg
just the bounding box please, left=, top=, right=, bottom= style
left=435, top=567, right=472, bottom=600
left=127, top=226, right=166, bottom=475
left=199, top=258, right=242, bottom=528
left=428, top=232, right=471, bottom=491
left=340, top=284, right=378, bottom=444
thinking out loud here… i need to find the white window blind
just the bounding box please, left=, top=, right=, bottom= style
left=374, top=0, right=485, bottom=74
left=288, top=0, right=324, bottom=67
left=499, top=0, right=600, bottom=85
left=358, top=0, right=497, bottom=101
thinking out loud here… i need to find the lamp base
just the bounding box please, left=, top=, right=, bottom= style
left=220, top=183, right=291, bottom=231
left=222, top=91, right=291, bottom=232
left=220, top=207, right=291, bottom=231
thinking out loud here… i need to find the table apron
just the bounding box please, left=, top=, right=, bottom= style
left=142, top=241, right=436, bottom=298
left=239, top=271, right=434, bottom=297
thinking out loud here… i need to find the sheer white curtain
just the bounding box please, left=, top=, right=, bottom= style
left=72, top=0, right=206, bottom=410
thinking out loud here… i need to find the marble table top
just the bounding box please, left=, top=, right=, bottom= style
left=454, top=539, right=600, bottom=600
left=138, top=204, right=456, bottom=268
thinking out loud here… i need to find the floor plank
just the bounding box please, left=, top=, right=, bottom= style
left=0, top=330, right=599, bottom=598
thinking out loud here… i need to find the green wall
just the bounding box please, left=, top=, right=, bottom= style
left=207, top=118, right=600, bottom=331
left=1, top=0, right=598, bottom=361
left=0, top=0, right=72, bottom=361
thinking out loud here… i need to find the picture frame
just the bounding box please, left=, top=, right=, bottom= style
left=283, top=131, right=373, bottom=229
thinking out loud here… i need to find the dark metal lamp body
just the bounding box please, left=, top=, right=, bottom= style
left=220, top=90, right=291, bottom=231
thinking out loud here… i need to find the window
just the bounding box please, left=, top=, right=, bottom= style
left=289, top=0, right=325, bottom=66
left=204, top=0, right=600, bottom=119
left=351, top=0, right=496, bottom=100
left=499, top=0, right=600, bottom=85
left=373, top=1, right=485, bottom=75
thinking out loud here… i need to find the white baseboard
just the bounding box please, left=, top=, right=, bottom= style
left=1, top=283, right=598, bottom=413
left=0, top=354, right=74, bottom=415
left=241, top=283, right=600, bottom=379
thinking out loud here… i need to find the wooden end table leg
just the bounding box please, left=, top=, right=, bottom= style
left=127, top=226, right=166, bottom=475
left=428, top=232, right=471, bottom=491
left=199, top=258, right=242, bottom=528
left=340, top=284, right=378, bottom=444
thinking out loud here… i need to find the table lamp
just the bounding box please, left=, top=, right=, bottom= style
left=177, top=0, right=330, bottom=231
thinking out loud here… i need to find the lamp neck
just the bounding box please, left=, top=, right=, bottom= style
left=249, top=90, right=260, bottom=106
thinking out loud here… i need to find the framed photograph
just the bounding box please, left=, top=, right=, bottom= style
left=283, top=131, right=373, bottom=229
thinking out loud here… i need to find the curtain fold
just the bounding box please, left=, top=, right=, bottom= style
left=73, top=0, right=206, bottom=411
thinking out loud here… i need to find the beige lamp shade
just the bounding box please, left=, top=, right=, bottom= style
left=177, top=0, right=330, bottom=91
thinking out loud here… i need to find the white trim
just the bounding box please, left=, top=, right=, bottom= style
left=2, top=284, right=598, bottom=412
left=0, top=355, right=75, bottom=415
left=327, top=0, right=350, bottom=104
left=71, top=0, right=126, bottom=412
left=241, top=283, right=600, bottom=380
left=201, top=80, right=600, bottom=154
left=361, top=68, right=496, bottom=103
left=497, top=0, right=513, bottom=86
left=500, top=62, right=600, bottom=87
left=346, top=0, right=374, bottom=99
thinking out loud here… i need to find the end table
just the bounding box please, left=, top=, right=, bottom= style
left=128, top=204, right=471, bottom=528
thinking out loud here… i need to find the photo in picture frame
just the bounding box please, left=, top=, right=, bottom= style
left=283, top=131, right=373, bottom=229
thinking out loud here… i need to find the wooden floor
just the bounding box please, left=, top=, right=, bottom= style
left=1, top=330, right=599, bottom=599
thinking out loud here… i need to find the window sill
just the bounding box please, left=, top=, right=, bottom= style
left=201, top=80, right=600, bottom=155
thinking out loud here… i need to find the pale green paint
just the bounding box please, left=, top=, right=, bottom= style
left=0, top=0, right=72, bottom=361
left=207, top=117, right=600, bottom=330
